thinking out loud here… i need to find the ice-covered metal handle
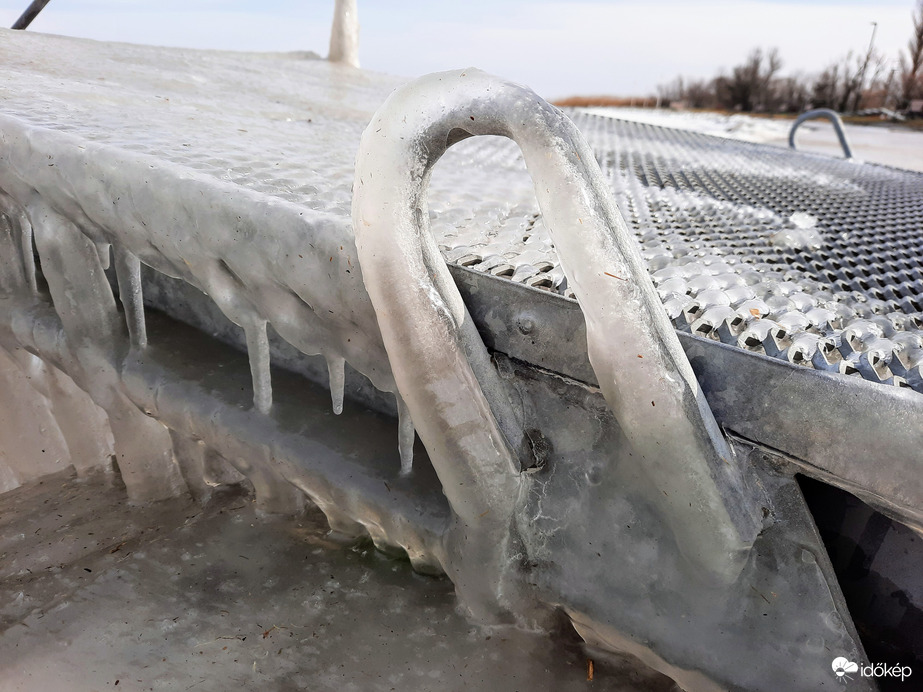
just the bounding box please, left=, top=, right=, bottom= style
left=789, top=108, right=853, bottom=159
left=353, top=69, right=761, bottom=580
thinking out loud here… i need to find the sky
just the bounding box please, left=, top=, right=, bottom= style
left=0, top=0, right=919, bottom=100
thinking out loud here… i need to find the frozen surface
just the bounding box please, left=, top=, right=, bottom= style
left=584, top=106, right=923, bottom=172
left=431, top=110, right=923, bottom=395
left=0, top=28, right=415, bottom=476
left=0, top=30, right=895, bottom=691
left=0, top=344, right=114, bottom=493
left=584, top=106, right=794, bottom=143
left=355, top=69, right=761, bottom=593
left=0, top=470, right=673, bottom=692
left=1, top=27, right=920, bottom=414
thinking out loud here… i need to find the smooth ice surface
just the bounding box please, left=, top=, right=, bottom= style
left=0, top=471, right=674, bottom=692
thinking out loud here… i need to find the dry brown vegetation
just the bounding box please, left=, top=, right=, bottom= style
left=553, top=96, right=656, bottom=108
left=558, top=1, right=923, bottom=118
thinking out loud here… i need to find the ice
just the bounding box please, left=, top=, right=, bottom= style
left=0, top=41, right=413, bottom=473
left=0, top=188, right=36, bottom=294
left=244, top=320, right=273, bottom=415
left=1, top=471, right=676, bottom=691
left=0, top=32, right=889, bottom=689
left=113, top=246, right=147, bottom=347
left=395, top=394, right=415, bottom=476
left=583, top=106, right=793, bottom=143
left=790, top=211, right=818, bottom=229
left=0, top=335, right=117, bottom=494
left=326, top=355, right=346, bottom=414
left=586, top=106, right=923, bottom=173
left=328, top=0, right=360, bottom=68
left=353, top=68, right=761, bottom=600
left=770, top=212, right=824, bottom=249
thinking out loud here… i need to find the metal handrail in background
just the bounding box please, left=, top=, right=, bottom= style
left=789, top=107, right=854, bottom=159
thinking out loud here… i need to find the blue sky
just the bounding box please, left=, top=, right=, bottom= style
left=0, top=1, right=918, bottom=99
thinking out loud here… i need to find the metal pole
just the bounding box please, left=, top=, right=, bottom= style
left=854, top=21, right=878, bottom=111
left=11, top=0, right=51, bottom=30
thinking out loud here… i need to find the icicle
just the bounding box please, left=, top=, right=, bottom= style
left=19, top=212, right=36, bottom=294
left=0, top=189, right=37, bottom=293
left=326, top=355, right=345, bottom=415
left=395, top=393, right=414, bottom=475
left=113, top=245, right=147, bottom=347
left=95, top=241, right=111, bottom=269
left=244, top=319, right=272, bottom=414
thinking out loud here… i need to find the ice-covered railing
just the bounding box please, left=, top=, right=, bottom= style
left=0, top=43, right=876, bottom=687
left=789, top=108, right=853, bottom=159
left=347, top=74, right=874, bottom=691
left=353, top=69, right=762, bottom=586
left=0, top=111, right=424, bottom=497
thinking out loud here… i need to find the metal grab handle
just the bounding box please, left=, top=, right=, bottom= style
left=789, top=108, right=853, bottom=159
left=352, top=69, right=761, bottom=582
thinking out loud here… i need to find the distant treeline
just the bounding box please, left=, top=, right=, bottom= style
left=555, top=96, right=659, bottom=108
left=564, top=1, right=923, bottom=114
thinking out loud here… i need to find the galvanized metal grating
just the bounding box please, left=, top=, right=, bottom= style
left=433, top=111, right=923, bottom=393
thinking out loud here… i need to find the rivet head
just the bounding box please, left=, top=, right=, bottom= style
left=517, top=317, right=535, bottom=335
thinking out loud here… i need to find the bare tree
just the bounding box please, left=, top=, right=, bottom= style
left=777, top=74, right=810, bottom=113
left=656, top=76, right=685, bottom=107
left=881, top=66, right=901, bottom=110
left=846, top=22, right=879, bottom=111
left=835, top=51, right=865, bottom=112
left=713, top=48, right=783, bottom=111
left=900, top=0, right=923, bottom=108
left=684, top=79, right=716, bottom=109
left=637, top=4, right=923, bottom=117
left=810, top=64, right=839, bottom=109
left=758, top=47, right=784, bottom=110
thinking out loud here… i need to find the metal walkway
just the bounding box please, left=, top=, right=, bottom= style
left=1, top=28, right=921, bottom=692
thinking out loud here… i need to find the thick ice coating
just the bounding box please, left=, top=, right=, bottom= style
left=353, top=68, right=762, bottom=581
left=0, top=111, right=419, bottom=463
left=0, top=33, right=875, bottom=691
left=328, top=0, right=360, bottom=68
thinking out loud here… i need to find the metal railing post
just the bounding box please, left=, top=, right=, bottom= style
left=11, top=0, right=51, bottom=30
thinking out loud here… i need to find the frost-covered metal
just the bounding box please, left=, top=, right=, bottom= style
left=434, top=110, right=922, bottom=394
left=353, top=69, right=761, bottom=591
left=1, top=28, right=919, bottom=692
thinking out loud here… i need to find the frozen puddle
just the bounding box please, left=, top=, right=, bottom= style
left=0, top=471, right=672, bottom=692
